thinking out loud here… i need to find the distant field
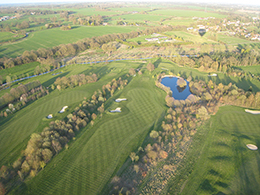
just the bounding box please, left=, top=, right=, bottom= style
left=0, top=25, right=141, bottom=58
left=67, top=8, right=120, bottom=16
left=170, top=106, right=260, bottom=194
left=111, top=13, right=168, bottom=22
left=163, top=18, right=195, bottom=26
left=165, top=31, right=216, bottom=43
left=109, top=7, right=152, bottom=12
left=218, top=34, right=253, bottom=45
left=149, top=9, right=226, bottom=18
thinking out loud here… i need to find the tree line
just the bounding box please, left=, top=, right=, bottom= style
left=0, top=80, right=42, bottom=110
left=0, top=25, right=175, bottom=69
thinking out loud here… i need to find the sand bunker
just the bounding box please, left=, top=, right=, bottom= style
left=59, top=106, right=68, bottom=113
left=47, top=114, right=53, bottom=119
left=110, top=107, right=121, bottom=113
left=246, top=144, right=258, bottom=150
left=115, top=98, right=127, bottom=102
left=245, top=109, right=260, bottom=114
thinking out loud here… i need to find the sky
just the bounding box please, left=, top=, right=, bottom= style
left=0, top=0, right=260, bottom=6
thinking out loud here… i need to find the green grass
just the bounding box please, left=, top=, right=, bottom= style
left=111, top=13, right=168, bottom=22
left=14, top=73, right=166, bottom=195
left=171, top=106, right=260, bottom=194
left=233, top=65, right=260, bottom=75
left=0, top=61, right=40, bottom=78
left=0, top=25, right=140, bottom=58
left=218, top=34, right=253, bottom=45
left=149, top=9, right=226, bottom=18
left=65, top=8, right=121, bottom=16
left=163, top=19, right=194, bottom=26
left=0, top=32, right=24, bottom=43
left=109, top=7, right=153, bottom=12
left=165, top=31, right=216, bottom=43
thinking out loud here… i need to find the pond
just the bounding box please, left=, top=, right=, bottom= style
left=161, top=76, right=192, bottom=100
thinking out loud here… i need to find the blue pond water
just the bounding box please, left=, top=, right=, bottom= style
left=161, top=77, right=191, bottom=100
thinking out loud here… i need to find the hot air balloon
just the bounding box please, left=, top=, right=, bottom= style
left=198, top=28, right=206, bottom=37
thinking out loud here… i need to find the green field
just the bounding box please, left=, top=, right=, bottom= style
left=11, top=64, right=166, bottom=195
left=0, top=32, right=24, bottom=43
left=167, top=106, right=260, bottom=194
left=65, top=8, right=120, bottom=16
left=218, top=34, right=253, bottom=45
left=109, top=7, right=152, bottom=12
left=165, top=31, right=216, bottom=43
left=0, top=26, right=141, bottom=58
left=234, top=65, right=260, bottom=75
left=149, top=9, right=226, bottom=18
left=163, top=18, right=194, bottom=26
left=0, top=61, right=39, bottom=78
left=111, top=13, right=168, bottom=22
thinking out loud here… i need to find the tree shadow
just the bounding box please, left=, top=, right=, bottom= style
left=209, top=155, right=231, bottom=161
left=153, top=58, right=162, bottom=69
left=200, top=179, right=217, bottom=192
left=215, top=181, right=228, bottom=188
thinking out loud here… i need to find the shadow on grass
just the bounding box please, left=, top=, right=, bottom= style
left=209, top=155, right=232, bottom=161
left=208, top=169, right=222, bottom=177
left=200, top=179, right=217, bottom=192
left=153, top=57, right=162, bottom=69
left=215, top=181, right=228, bottom=188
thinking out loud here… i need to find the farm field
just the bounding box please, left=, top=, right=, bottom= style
left=167, top=106, right=260, bottom=194
left=165, top=31, right=216, bottom=43
left=111, top=13, right=169, bottom=22
left=149, top=9, right=227, bottom=18
left=0, top=25, right=141, bottom=58
left=12, top=70, right=166, bottom=195
left=163, top=18, right=194, bottom=26
left=67, top=8, right=120, bottom=16
left=218, top=34, right=253, bottom=45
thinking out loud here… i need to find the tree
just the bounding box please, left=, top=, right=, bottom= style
left=129, top=68, right=136, bottom=76
left=150, top=130, right=159, bottom=139
left=0, top=182, right=6, bottom=195
left=147, top=62, right=155, bottom=72
left=6, top=76, right=11, bottom=83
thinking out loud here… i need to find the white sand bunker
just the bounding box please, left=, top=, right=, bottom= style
left=115, top=98, right=127, bottom=102
left=47, top=114, right=53, bottom=119
left=110, top=107, right=121, bottom=113
left=245, top=109, right=260, bottom=114
left=59, top=106, right=68, bottom=113
left=246, top=144, right=258, bottom=150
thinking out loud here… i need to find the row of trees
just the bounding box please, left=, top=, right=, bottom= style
left=54, top=73, right=98, bottom=90
left=0, top=25, right=175, bottom=69
left=0, top=77, right=128, bottom=192
left=0, top=80, right=41, bottom=110
left=172, top=49, right=260, bottom=73
left=0, top=85, right=49, bottom=118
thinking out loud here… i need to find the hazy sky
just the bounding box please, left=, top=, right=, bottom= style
left=0, top=0, right=260, bottom=6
